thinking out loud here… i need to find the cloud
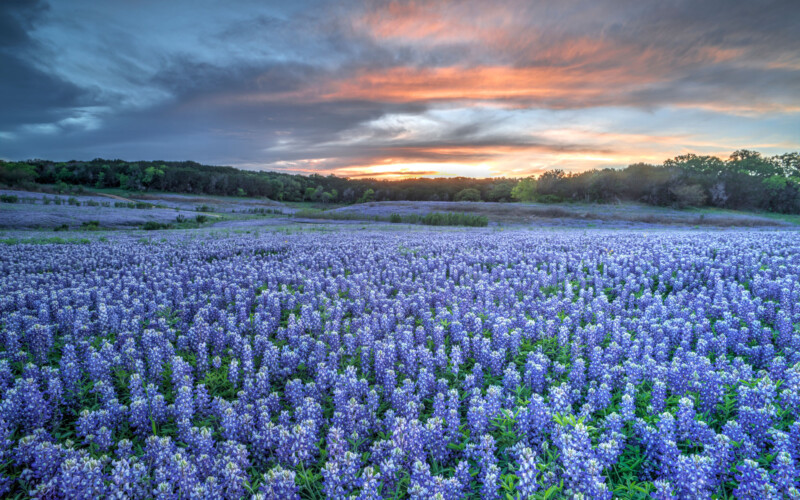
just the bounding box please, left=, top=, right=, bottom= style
left=1, top=0, right=798, bottom=175
left=0, top=0, right=98, bottom=129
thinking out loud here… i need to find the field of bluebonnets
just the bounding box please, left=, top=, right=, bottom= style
left=1, top=228, right=799, bottom=499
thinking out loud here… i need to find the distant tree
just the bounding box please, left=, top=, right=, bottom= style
left=6, top=151, right=800, bottom=213
left=773, top=152, right=800, bottom=177
left=587, top=169, right=622, bottom=202
left=536, top=170, right=567, bottom=199
left=708, top=182, right=729, bottom=207
left=761, top=176, right=800, bottom=213
left=0, top=162, right=38, bottom=185
left=728, top=150, right=781, bottom=177
left=486, top=181, right=514, bottom=201
left=670, top=184, right=707, bottom=208
left=116, top=173, right=130, bottom=189
left=454, top=188, right=481, bottom=202
left=664, top=154, right=725, bottom=176
left=511, top=178, right=537, bottom=202
left=357, top=188, right=375, bottom=203
left=143, top=165, right=165, bottom=188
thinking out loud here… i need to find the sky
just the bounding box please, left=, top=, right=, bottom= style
left=1, top=0, right=799, bottom=178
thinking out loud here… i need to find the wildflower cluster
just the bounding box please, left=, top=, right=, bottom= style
left=0, top=229, right=799, bottom=498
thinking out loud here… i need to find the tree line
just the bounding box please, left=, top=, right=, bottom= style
left=1, top=150, right=798, bottom=212
left=511, top=150, right=800, bottom=213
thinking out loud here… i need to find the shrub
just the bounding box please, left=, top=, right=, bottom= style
left=389, top=213, right=403, bottom=223
left=420, top=212, right=489, bottom=227
left=53, top=224, right=69, bottom=232
left=81, top=220, right=100, bottom=231
left=0, top=194, right=18, bottom=203
left=143, top=221, right=171, bottom=230
left=195, top=215, right=209, bottom=224
left=537, top=194, right=563, bottom=204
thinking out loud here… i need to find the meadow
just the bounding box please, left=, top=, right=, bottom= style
left=0, top=228, right=799, bottom=499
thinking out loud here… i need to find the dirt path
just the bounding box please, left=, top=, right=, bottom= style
left=96, top=192, right=135, bottom=202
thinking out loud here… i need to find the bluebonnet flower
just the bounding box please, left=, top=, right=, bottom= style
left=772, top=451, right=799, bottom=497
left=734, top=459, right=778, bottom=499
left=516, top=446, right=539, bottom=498
left=58, top=454, right=108, bottom=500
left=651, top=479, right=676, bottom=499
left=673, top=454, right=714, bottom=499
left=3, top=227, right=800, bottom=496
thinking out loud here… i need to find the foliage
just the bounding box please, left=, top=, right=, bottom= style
left=293, top=209, right=488, bottom=227
left=2, top=149, right=800, bottom=213
left=142, top=221, right=171, bottom=230
left=669, top=184, right=707, bottom=208
left=511, top=177, right=537, bottom=202
left=0, top=162, right=37, bottom=186
left=419, top=211, right=488, bottom=226
left=454, top=188, right=481, bottom=202
left=509, top=150, right=800, bottom=212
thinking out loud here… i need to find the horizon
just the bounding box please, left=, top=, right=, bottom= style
left=2, top=1, right=799, bottom=179
left=4, top=148, right=798, bottom=182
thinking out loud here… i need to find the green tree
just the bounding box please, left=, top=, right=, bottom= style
left=511, top=178, right=537, bottom=202
left=486, top=181, right=514, bottom=202
left=536, top=170, right=566, bottom=198
left=454, top=188, right=481, bottom=202
left=761, top=176, right=800, bottom=213
left=0, top=162, right=38, bottom=185
left=143, top=165, right=165, bottom=188
left=56, top=165, right=73, bottom=183
left=357, top=188, right=375, bottom=203
left=664, top=154, right=725, bottom=175
left=728, top=150, right=781, bottom=177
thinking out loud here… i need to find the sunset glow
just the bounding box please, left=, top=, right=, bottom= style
left=2, top=0, right=799, bottom=177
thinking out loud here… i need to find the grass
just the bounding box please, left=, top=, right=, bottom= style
left=0, top=236, right=92, bottom=245
left=324, top=200, right=787, bottom=227
left=283, top=201, right=348, bottom=210
left=419, top=212, right=488, bottom=227
left=292, top=209, right=489, bottom=227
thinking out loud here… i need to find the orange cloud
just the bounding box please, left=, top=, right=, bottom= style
left=223, top=63, right=661, bottom=109
left=353, top=0, right=518, bottom=45
left=318, top=66, right=648, bottom=103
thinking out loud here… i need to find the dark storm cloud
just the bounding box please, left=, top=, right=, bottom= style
left=1, top=0, right=798, bottom=174
left=0, top=0, right=95, bottom=129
